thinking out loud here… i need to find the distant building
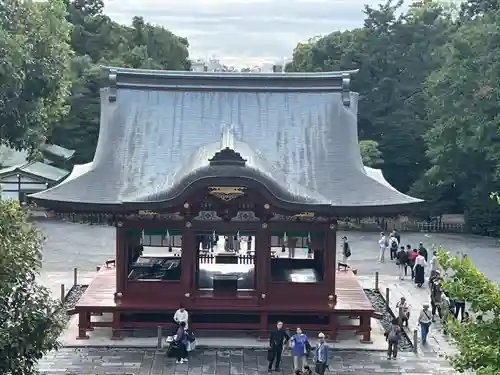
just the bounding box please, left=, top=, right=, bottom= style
left=0, top=143, right=73, bottom=202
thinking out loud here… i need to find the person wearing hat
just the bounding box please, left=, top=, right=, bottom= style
left=341, top=236, right=351, bottom=263
left=313, top=333, right=329, bottom=375
left=418, top=303, right=433, bottom=345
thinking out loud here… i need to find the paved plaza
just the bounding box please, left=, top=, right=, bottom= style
left=38, top=348, right=458, bottom=375
left=35, top=219, right=494, bottom=374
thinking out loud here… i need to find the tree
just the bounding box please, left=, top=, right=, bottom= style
left=0, top=199, right=65, bottom=375
left=48, top=3, right=191, bottom=163
left=0, top=0, right=73, bottom=152
left=418, top=9, right=500, bottom=235
left=359, top=140, right=384, bottom=167
left=289, top=1, right=453, bottom=193
left=437, top=250, right=500, bottom=375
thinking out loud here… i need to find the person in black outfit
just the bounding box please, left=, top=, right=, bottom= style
left=268, top=321, right=290, bottom=372
left=418, top=242, right=428, bottom=262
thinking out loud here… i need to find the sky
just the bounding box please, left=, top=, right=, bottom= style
left=103, top=0, right=380, bottom=67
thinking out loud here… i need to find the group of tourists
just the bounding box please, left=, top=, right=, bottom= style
left=168, top=305, right=196, bottom=364
left=168, top=310, right=329, bottom=374
left=267, top=322, right=329, bottom=375
left=375, top=231, right=475, bottom=350
left=378, top=230, right=436, bottom=287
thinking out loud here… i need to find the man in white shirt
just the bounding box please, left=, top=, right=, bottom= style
left=378, top=232, right=388, bottom=263
left=429, top=251, right=440, bottom=273
left=174, top=305, right=189, bottom=329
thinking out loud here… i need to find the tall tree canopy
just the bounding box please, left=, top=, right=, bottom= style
left=47, top=0, right=191, bottom=163
left=289, top=0, right=500, bottom=235
left=0, top=0, right=73, bottom=152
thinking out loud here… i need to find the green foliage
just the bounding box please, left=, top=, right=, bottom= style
left=289, top=0, right=500, bottom=235
left=290, top=1, right=452, bottom=193
left=47, top=1, right=190, bottom=163
left=437, top=250, right=500, bottom=374
left=0, top=200, right=65, bottom=375
left=359, top=140, right=384, bottom=167
left=0, top=0, right=73, bottom=151
left=420, top=9, right=500, bottom=235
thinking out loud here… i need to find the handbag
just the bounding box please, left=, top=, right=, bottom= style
left=187, top=340, right=197, bottom=352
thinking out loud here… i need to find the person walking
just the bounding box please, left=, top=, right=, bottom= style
left=174, top=321, right=189, bottom=363
left=418, top=303, right=433, bottom=345
left=313, top=333, right=329, bottom=375
left=341, top=236, right=351, bottom=263
left=406, top=245, right=416, bottom=279
left=291, top=327, right=310, bottom=372
left=418, top=242, right=428, bottom=261
left=430, top=278, right=443, bottom=322
left=389, top=233, right=399, bottom=261
left=378, top=232, right=388, bottom=263
left=268, top=321, right=289, bottom=372
left=440, top=293, right=451, bottom=334
left=395, top=297, right=410, bottom=327
left=413, top=252, right=427, bottom=287
left=385, top=318, right=402, bottom=359
left=396, top=246, right=408, bottom=280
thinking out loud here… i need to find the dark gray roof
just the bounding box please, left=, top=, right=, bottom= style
left=31, top=67, right=422, bottom=215
left=40, top=144, right=75, bottom=160
left=0, top=162, right=69, bottom=182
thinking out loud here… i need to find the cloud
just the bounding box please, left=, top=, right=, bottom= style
left=103, top=0, right=371, bottom=66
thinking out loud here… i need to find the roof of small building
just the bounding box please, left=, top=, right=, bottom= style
left=0, top=162, right=69, bottom=182
left=0, top=143, right=74, bottom=168
left=30, top=67, right=422, bottom=215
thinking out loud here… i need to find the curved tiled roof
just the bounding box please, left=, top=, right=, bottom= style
left=31, top=68, right=422, bottom=215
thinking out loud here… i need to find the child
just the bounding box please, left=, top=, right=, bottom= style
left=303, top=365, right=312, bottom=375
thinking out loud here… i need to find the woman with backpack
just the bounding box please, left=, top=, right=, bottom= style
left=385, top=318, right=401, bottom=359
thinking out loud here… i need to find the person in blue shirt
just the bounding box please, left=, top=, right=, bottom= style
left=291, top=327, right=310, bottom=372
left=313, top=332, right=329, bottom=375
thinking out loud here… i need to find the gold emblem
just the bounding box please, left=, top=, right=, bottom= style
left=209, top=187, right=246, bottom=201
left=295, top=212, right=314, bottom=218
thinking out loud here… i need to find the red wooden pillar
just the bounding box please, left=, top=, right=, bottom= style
left=180, top=225, right=196, bottom=299
left=324, top=221, right=338, bottom=339
left=255, top=224, right=270, bottom=338
left=324, top=222, right=337, bottom=295
left=76, top=311, right=90, bottom=339
left=115, top=223, right=127, bottom=295
left=111, top=311, right=123, bottom=340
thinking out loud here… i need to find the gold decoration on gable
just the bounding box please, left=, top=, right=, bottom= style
left=208, top=187, right=246, bottom=202
left=294, top=212, right=315, bottom=218
left=139, top=210, right=157, bottom=215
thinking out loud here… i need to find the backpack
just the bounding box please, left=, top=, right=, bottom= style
left=390, top=238, right=398, bottom=250
left=397, top=249, right=408, bottom=263
left=387, top=325, right=401, bottom=342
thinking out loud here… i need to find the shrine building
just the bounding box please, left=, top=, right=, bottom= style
left=30, top=68, right=422, bottom=341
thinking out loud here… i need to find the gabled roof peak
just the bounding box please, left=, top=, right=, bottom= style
left=209, top=147, right=247, bottom=166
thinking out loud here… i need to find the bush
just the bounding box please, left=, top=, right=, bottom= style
left=0, top=200, right=65, bottom=375
left=437, top=250, right=500, bottom=375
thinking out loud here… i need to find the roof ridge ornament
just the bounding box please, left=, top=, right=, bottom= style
left=209, top=147, right=247, bottom=166
left=341, top=72, right=351, bottom=107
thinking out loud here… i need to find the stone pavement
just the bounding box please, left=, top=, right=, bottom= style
left=358, top=274, right=457, bottom=356
left=36, top=221, right=494, bottom=374
left=37, top=348, right=459, bottom=375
